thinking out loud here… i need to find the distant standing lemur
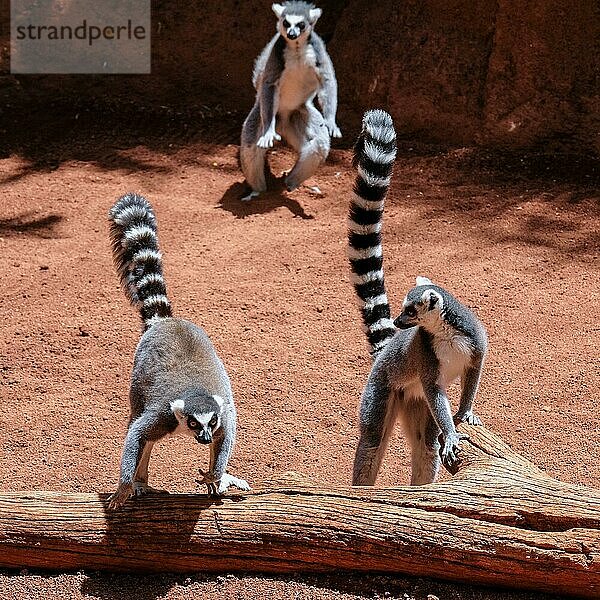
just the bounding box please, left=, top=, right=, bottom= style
left=240, top=2, right=341, bottom=200
left=349, top=110, right=488, bottom=487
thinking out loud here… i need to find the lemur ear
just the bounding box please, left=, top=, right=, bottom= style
left=213, top=395, right=225, bottom=409
left=272, top=3, right=285, bottom=18
left=170, top=399, right=185, bottom=418
left=309, top=8, right=322, bottom=23
left=415, top=276, right=433, bottom=287
left=422, top=290, right=443, bottom=311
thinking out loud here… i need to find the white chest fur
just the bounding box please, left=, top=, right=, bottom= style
left=278, top=44, right=321, bottom=113
left=400, top=324, right=473, bottom=403
left=432, top=324, right=473, bottom=387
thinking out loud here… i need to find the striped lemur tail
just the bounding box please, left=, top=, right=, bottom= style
left=108, top=193, right=172, bottom=330
left=348, top=109, right=397, bottom=356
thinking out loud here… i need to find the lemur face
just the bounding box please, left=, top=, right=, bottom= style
left=272, top=3, right=321, bottom=42
left=170, top=394, right=224, bottom=444
left=394, top=277, right=444, bottom=329
left=185, top=412, right=220, bottom=444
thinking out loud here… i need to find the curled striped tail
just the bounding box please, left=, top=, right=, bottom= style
left=348, top=110, right=397, bottom=356
left=108, top=193, right=172, bottom=330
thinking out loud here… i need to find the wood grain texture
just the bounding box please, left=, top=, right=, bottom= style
left=0, top=424, right=598, bottom=598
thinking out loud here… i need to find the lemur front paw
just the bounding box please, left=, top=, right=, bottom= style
left=257, top=130, right=281, bottom=148
left=107, top=483, right=133, bottom=511
left=326, top=121, right=342, bottom=138
left=217, top=473, right=251, bottom=495
left=440, top=432, right=469, bottom=470
left=453, top=410, right=482, bottom=426
left=241, top=190, right=261, bottom=201
left=197, top=469, right=251, bottom=496
left=197, top=468, right=219, bottom=495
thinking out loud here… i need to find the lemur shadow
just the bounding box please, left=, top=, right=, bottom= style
left=83, top=492, right=247, bottom=600
left=0, top=212, right=63, bottom=238
left=80, top=571, right=230, bottom=600
left=218, top=179, right=314, bottom=220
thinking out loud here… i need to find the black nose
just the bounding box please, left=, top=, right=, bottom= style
left=394, top=316, right=416, bottom=329
left=287, top=30, right=298, bottom=40
left=196, top=433, right=212, bottom=444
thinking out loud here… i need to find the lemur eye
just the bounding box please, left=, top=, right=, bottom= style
left=298, top=22, right=305, bottom=30
left=405, top=306, right=417, bottom=318
left=283, top=19, right=290, bottom=27
left=187, top=417, right=199, bottom=429
left=209, top=415, right=218, bottom=427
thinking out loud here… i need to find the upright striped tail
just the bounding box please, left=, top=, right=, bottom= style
left=108, top=193, right=172, bottom=330
left=348, top=110, right=397, bottom=356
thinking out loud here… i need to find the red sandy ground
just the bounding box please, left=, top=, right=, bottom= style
left=0, top=104, right=598, bottom=599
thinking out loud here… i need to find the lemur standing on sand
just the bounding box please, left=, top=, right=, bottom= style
left=107, top=193, right=249, bottom=510
left=349, top=110, right=488, bottom=486
left=240, top=1, right=341, bottom=200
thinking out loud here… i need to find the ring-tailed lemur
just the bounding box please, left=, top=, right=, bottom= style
left=240, top=1, right=341, bottom=200
left=349, top=110, right=488, bottom=486
left=107, top=193, right=250, bottom=510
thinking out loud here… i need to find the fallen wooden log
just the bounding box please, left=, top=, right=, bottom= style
left=0, top=424, right=598, bottom=598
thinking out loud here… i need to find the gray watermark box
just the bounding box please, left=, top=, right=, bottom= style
left=11, top=0, right=150, bottom=74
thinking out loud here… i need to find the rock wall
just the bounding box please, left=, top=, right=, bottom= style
left=482, top=1, right=599, bottom=150
left=1, top=0, right=598, bottom=152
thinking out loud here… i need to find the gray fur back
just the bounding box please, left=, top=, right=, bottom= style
left=130, top=318, right=232, bottom=417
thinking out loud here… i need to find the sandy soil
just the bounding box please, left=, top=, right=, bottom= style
left=0, top=102, right=598, bottom=599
